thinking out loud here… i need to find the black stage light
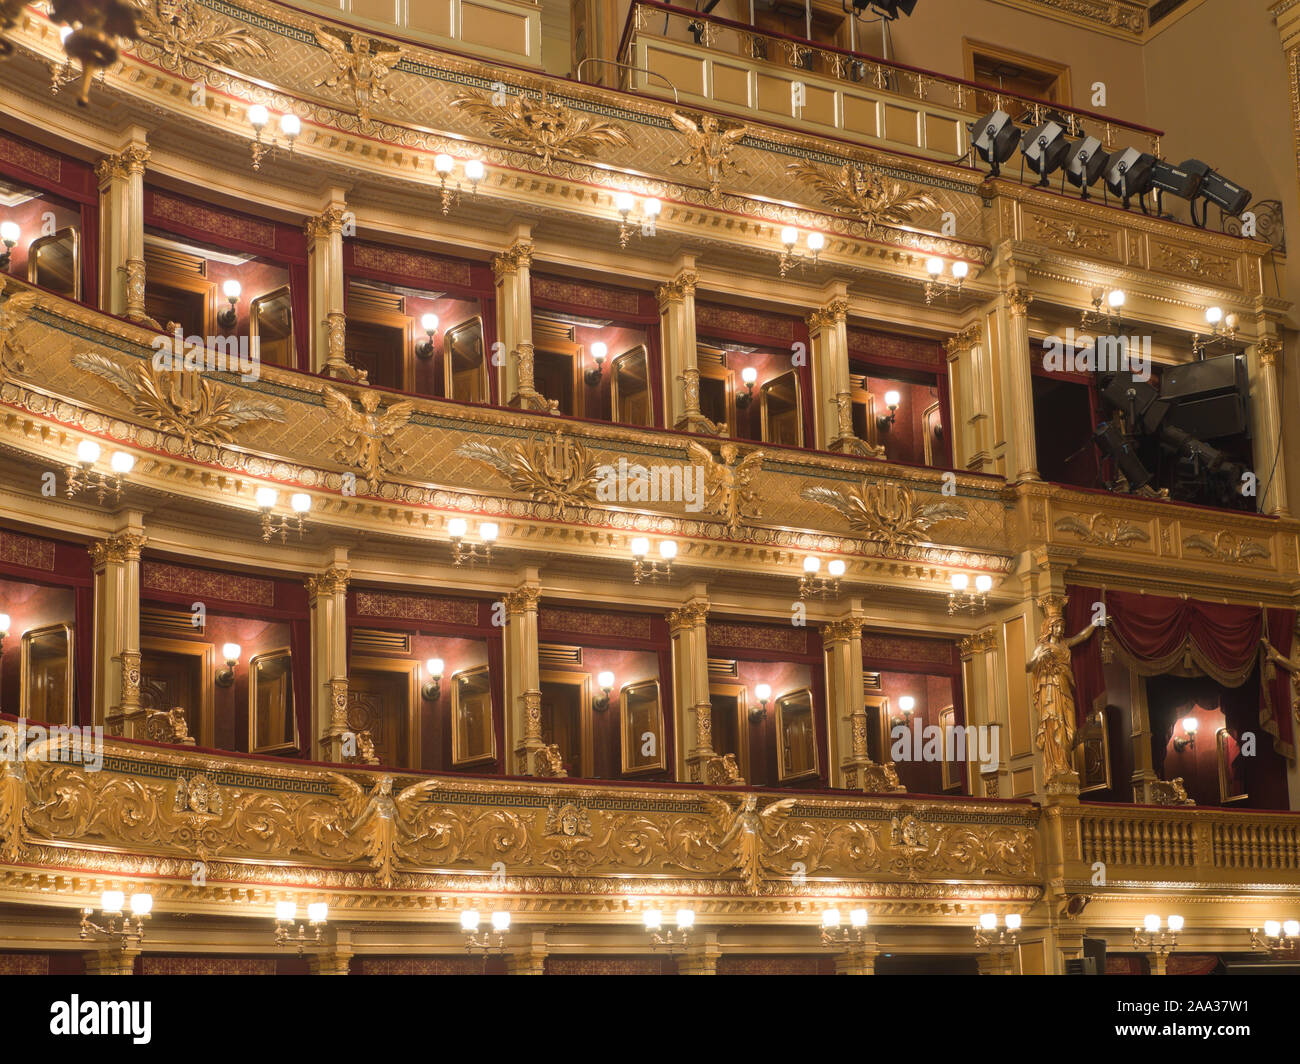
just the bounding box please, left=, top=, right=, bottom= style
left=1103, top=147, right=1155, bottom=209
left=1020, top=120, right=1068, bottom=186
left=1064, top=136, right=1109, bottom=199
left=1199, top=169, right=1251, bottom=218
left=1150, top=157, right=1206, bottom=200
left=868, top=0, right=919, bottom=17
left=969, top=109, right=1019, bottom=176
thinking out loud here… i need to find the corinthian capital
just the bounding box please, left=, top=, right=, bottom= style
left=305, top=566, right=351, bottom=600
left=945, top=322, right=984, bottom=356
left=1006, top=285, right=1033, bottom=318
left=656, top=270, right=698, bottom=308
left=89, top=532, right=148, bottom=568
left=96, top=146, right=150, bottom=183
left=505, top=584, right=541, bottom=615
left=667, top=599, right=709, bottom=633
left=806, top=297, right=849, bottom=332
left=492, top=239, right=534, bottom=280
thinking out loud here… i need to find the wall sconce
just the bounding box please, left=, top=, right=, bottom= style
left=248, top=105, right=299, bottom=170
left=461, top=909, right=511, bottom=953
left=594, top=670, right=615, bottom=712
left=1251, top=919, right=1300, bottom=954
left=257, top=487, right=309, bottom=542
left=947, top=573, right=992, bottom=614
left=585, top=341, right=608, bottom=386
left=644, top=907, right=694, bottom=951
left=80, top=890, right=152, bottom=950
left=1173, top=715, right=1199, bottom=752
left=876, top=390, right=901, bottom=431
left=1081, top=286, right=1125, bottom=330
left=736, top=366, right=758, bottom=409
left=924, top=257, right=968, bottom=304
left=974, top=912, right=1020, bottom=953
left=48, top=26, right=77, bottom=94
left=614, top=193, right=660, bottom=247
left=0, top=220, right=18, bottom=270
left=422, top=658, right=444, bottom=701
left=1132, top=913, right=1182, bottom=958
left=631, top=537, right=675, bottom=583
left=820, top=907, right=869, bottom=947
left=778, top=227, right=823, bottom=277
left=416, top=313, right=439, bottom=359
left=449, top=518, right=497, bottom=566
left=217, top=279, right=241, bottom=329
left=65, top=440, right=134, bottom=504
left=1192, top=305, right=1240, bottom=358
left=0, top=613, right=9, bottom=659
left=890, top=694, right=916, bottom=727
left=274, top=901, right=328, bottom=954
left=433, top=155, right=486, bottom=215
left=751, top=683, right=772, bottom=720
left=215, top=643, right=241, bottom=688
left=799, top=556, right=845, bottom=599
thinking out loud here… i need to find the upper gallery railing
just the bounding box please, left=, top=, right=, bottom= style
left=617, top=1, right=1163, bottom=162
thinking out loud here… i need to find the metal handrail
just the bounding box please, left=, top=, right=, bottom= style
left=576, top=57, right=679, bottom=103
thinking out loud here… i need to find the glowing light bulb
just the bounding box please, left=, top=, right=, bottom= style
left=803, top=556, right=821, bottom=574
left=850, top=908, right=868, bottom=928
left=1005, top=913, right=1021, bottom=930
left=755, top=683, right=771, bottom=702
left=465, top=159, right=485, bottom=183
left=434, top=153, right=454, bottom=175
left=1167, top=915, right=1184, bottom=933
left=644, top=198, right=662, bottom=217
left=675, top=908, right=695, bottom=929
left=275, top=901, right=296, bottom=922
left=658, top=540, right=677, bottom=560
left=821, top=909, right=841, bottom=928
left=1265, top=920, right=1282, bottom=938
left=223, top=280, right=241, bottom=304
left=280, top=113, right=301, bottom=139
left=1285, top=920, right=1299, bottom=938
left=447, top=517, right=468, bottom=539
left=828, top=559, right=846, bottom=577
left=951, top=573, right=969, bottom=591
left=426, top=658, right=444, bottom=677
left=780, top=226, right=798, bottom=248
left=459, top=910, right=480, bottom=931
left=307, top=902, right=328, bottom=924
left=59, top=26, right=71, bottom=43
left=926, top=257, right=944, bottom=278
left=110, top=451, right=134, bottom=474
left=979, top=913, right=997, bottom=930
left=614, top=192, right=635, bottom=216
left=806, top=232, right=824, bottom=252
left=898, top=695, right=915, bottom=714
left=1206, top=306, right=1223, bottom=325
left=0, top=220, right=19, bottom=245
left=741, top=366, right=758, bottom=386
left=222, top=643, right=241, bottom=664
left=76, top=439, right=101, bottom=465
left=130, top=893, right=153, bottom=917
left=101, top=891, right=125, bottom=914
left=0, top=614, right=9, bottom=636
left=491, top=910, right=511, bottom=932
left=642, top=909, right=662, bottom=930
left=421, top=312, right=439, bottom=334
left=952, top=260, right=969, bottom=279
left=1107, top=289, right=1126, bottom=309
left=1144, top=914, right=1161, bottom=932
left=479, top=522, right=499, bottom=542
left=884, top=390, right=901, bottom=409
left=1182, top=716, right=1199, bottom=735
left=255, top=486, right=278, bottom=509
left=290, top=492, right=311, bottom=514
left=247, top=104, right=269, bottom=130
left=975, top=574, right=993, bottom=593
left=630, top=537, right=649, bottom=558
left=590, top=341, right=607, bottom=363
left=597, top=670, right=615, bottom=691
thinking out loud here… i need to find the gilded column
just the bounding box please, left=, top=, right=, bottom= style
left=808, top=292, right=878, bottom=456
left=95, top=136, right=150, bottom=322
left=833, top=939, right=881, bottom=974
left=89, top=529, right=147, bottom=737
left=505, top=582, right=554, bottom=775
left=945, top=322, right=993, bottom=473
left=505, top=931, right=549, bottom=974
left=1248, top=333, right=1288, bottom=515
left=675, top=933, right=720, bottom=975
left=1003, top=281, right=1039, bottom=482
left=493, top=234, right=552, bottom=413
left=826, top=616, right=903, bottom=793
left=306, top=195, right=364, bottom=382
left=668, top=596, right=717, bottom=782
left=658, top=262, right=716, bottom=434
left=306, top=564, right=351, bottom=761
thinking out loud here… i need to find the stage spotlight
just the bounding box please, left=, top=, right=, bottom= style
left=1064, top=136, right=1109, bottom=199
left=1104, top=148, right=1155, bottom=209
left=970, top=110, right=1019, bottom=177
left=1020, top=121, right=1069, bottom=186
left=1199, top=169, right=1251, bottom=219
left=1150, top=158, right=1205, bottom=201
left=864, top=0, right=919, bottom=17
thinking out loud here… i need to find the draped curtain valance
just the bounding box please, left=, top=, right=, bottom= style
left=1067, top=585, right=1295, bottom=759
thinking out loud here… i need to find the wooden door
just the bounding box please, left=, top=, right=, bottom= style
left=539, top=679, right=584, bottom=777
left=347, top=668, right=415, bottom=768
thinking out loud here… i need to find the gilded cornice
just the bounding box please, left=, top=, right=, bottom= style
left=985, top=0, right=1145, bottom=41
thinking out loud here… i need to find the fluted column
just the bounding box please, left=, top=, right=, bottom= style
left=305, top=195, right=363, bottom=382
left=821, top=615, right=863, bottom=789
left=945, top=321, right=994, bottom=472
left=505, top=581, right=548, bottom=774
left=808, top=292, right=879, bottom=456
left=90, top=527, right=146, bottom=737
left=494, top=232, right=552, bottom=413
left=833, top=938, right=881, bottom=974
left=657, top=261, right=715, bottom=434
left=307, top=563, right=351, bottom=761
left=959, top=627, right=1000, bottom=797
left=95, top=134, right=149, bottom=321
left=668, top=596, right=715, bottom=781
left=1248, top=332, right=1288, bottom=515
left=1002, top=281, right=1038, bottom=482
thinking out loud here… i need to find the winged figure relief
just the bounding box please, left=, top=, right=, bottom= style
left=450, top=88, right=631, bottom=169
left=313, top=27, right=405, bottom=125
left=668, top=111, right=749, bottom=197
left=786, top=158, right=939, bottom=233
left=131, top=0, right=270, bottom=64
left=325, top=773, right=443, bottom=887
left=71, top=352, right=285, bottom=455
left=800, top=480, right=966, bottom=554
left=686, top=440, right=764, bottom=530
left=321, top=385, right=414, bottom=488
left=0, top=278, right=37, bottom=381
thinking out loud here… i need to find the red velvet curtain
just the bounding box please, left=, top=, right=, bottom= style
left=288, top=616, right=311, bottom=759
left=1068, top=585, right=1294, bottom=758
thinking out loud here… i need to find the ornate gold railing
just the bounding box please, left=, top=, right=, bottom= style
left=617, top=1, right=1163, bottom=160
